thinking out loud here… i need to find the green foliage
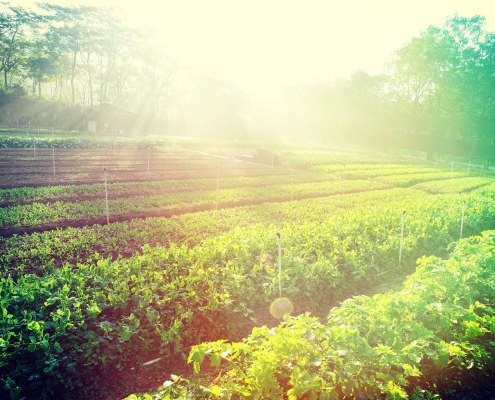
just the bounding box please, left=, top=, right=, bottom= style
left=0, top=150, right=495, bottom=398
left=412, top=177, right=494, bottom=194
left=0, top=173, right=332, bottom=204
left=1, top=183, right=495, bottom=397
left=0, top=179, right=388, bottom=228
left=0, top=135, right=168, bottom=149
left=138, top=231, right=495, bottom=399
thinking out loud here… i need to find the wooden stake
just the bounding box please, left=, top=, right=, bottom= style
left=52, top=146, right=55, bottom=176
left=291, top=166, right=294, bottom=202
left=104, top=168, right=110, bottom=224
left=399, top=210, right=407, bottom=265
left=277, top=232, right=282, bottom=297
left=216, top=165, right=219, bottom=210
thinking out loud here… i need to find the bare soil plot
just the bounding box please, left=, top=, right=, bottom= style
left=0, top=148, right=291, bottom=188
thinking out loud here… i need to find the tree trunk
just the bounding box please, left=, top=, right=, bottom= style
left=88, top=52, right=93, bottom=107
left=71, top=50, right=77, bottom=104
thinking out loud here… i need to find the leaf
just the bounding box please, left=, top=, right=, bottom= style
left=119, top=328, right=133, bottom=342
left=210, top=385, right=222, bottom=397
left=376, top=372, right=393, bottom=382
left=87, top=303, right=101, bottom=318
left=189, top=348, right=206, bottom=374
left=210, top=353, right=221, bottom=368
left=27, top=321, right=41, bottom=332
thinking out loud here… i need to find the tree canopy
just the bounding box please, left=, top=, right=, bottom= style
left=303, top=15, right=495, bottom=157
left=0, top=2, right=494, bottom=152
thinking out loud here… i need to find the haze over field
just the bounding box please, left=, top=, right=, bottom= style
left=2, top=0, right=495, bottom=148
left=3, top=3, right=495, bottom=399
left=13, top=0, right=495, bottom=92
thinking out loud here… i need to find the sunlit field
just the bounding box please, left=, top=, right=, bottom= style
left=0, top=134, right=495, bottom=400
left=2, top=0, right=495, bottom=399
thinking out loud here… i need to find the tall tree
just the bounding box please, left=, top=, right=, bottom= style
left=303, top=71, right=387, bottom=142
left=93, top=14, right=139, bottom=106
left=0, top=3, right=36, bottom=88
left=38, top=4, right=101, bottom=104
left=389, top=15, right=495, bottom=158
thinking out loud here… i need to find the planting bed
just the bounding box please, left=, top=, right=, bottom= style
left=2, top=139, right=495, bottom=399
left=0, top=148, right=292, bottom=189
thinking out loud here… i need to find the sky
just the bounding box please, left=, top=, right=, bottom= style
left=10, top=0, right=495, bottom=96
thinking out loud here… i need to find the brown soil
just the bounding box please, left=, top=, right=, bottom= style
left=0, top=148, right=283, bottom=189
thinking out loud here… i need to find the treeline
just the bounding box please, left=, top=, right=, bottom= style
left=0, top=2, right=175, bottom=130
left=0, top=3, right=164, bottom=108
left=302, top=15, right=495, bottom=158
left=1, top=4, right=495, bottom=152
left=0, top=2, right=251, bottom=137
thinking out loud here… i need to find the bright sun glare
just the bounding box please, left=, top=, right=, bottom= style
left=126, top=0, right=495, bottom=95
left=13, top=0, right=495, bottom=97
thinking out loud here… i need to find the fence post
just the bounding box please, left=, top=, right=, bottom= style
left=342, top=164, right=345, bottom=194
left=399, top=210, right=407, bottom=265
left=216, top=165, right=219, bottom=210
left=460, top=200, right=466, bottom=239
left=147, top=147, right=150, bottom=172
left=103, top=167, right=110, bottom=224
left=52, top=146, right=55, bottom=176
left=291, top=165, right=294, bottom=202
left=277, top=232, right=282, bottom=297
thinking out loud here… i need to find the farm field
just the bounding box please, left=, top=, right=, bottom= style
left=0, top=147, right=291, bottom=188
left=1, top=138, right=495, bottom=399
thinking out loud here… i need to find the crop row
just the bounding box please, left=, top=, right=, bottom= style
left=345, top=167, right=441, bottom=179
left=306, top=164, right=488, bottom=189
left=311, top=163, right=429, bottom=174
left=0, top=188, right=422, bottom=274
left=412, top=176, right=495, bottom=193
left=149, top=231, right=495, bottom=399
left=1, top=188, right=495, bottom=398
left=3, top=171, right=492, bottom=228
left=0, top=147, right=211, bottom=159
left=0, top=164, right=449, bottom=204
left=0, top=179, right=388, bottom=228
left=279, top=151, right=395, bottom=167
left=0, top=173, right=328, bottom=204
left=377, top=171, right=470, bottom=186
left=0, top=135, right=180, bottom=149
left=2, top=183, right=494, bottom=275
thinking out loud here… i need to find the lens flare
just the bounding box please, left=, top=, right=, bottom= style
left=269, top=297, right=294, bottom=319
